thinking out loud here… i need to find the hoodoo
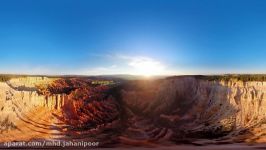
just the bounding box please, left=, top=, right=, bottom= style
left=0, top=75, right=265, bottom=148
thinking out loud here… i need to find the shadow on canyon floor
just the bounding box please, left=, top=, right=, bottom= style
left=116, top=77, right=263, bottom=147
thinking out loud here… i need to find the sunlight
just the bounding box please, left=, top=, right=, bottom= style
left=128, top=57, right=165, bottom=76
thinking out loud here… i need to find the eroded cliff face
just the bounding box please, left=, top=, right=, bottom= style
left=121, top=77, right=266, bottom=144
left=0, top=77, right=67, bottom=142
left=0, top=77, right=122, bottom=145
left=0, top=76, right=265, bottom=147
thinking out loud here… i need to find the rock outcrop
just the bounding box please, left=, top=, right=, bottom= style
left=0, top=76, right=265, bottom=148
left=121, top=77, right=266, bottom=144
left=0, top=77, right=122, bottom=145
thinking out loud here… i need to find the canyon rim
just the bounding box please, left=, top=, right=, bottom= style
left=0, top=75, right=265, bottom=149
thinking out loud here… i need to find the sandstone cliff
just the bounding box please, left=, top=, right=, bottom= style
left=0, top=76, right=265, bottom=147
left=121, top=77, right=266, bottom=144
left=0, top=77, right=66, bottom=141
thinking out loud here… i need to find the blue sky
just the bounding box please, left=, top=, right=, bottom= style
left=0, top=0, right=266, bottom=75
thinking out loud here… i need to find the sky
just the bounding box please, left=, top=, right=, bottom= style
left=1, top=0, right=266, bottom=75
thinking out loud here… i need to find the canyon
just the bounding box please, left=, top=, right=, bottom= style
left=0, top=75, right=265, bottom=149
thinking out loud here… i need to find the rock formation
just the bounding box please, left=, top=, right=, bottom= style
left=121, top=77, right=266, bottom=144
left=0, top=75, right=265, bottom=148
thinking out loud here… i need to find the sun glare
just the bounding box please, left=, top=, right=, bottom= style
left=129, top=57, right=165, bottom=77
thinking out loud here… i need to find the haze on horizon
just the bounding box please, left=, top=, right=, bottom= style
left=1, top=0, right=266, bottom=76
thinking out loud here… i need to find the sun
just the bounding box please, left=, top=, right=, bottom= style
left=129, top=57, right=165, bottom=77
left=134, top=62, right=158, bottom=77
